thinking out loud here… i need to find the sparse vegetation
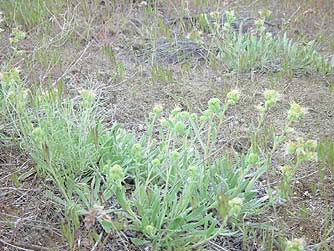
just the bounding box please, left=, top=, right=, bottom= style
left=1, top=1, right=334, bottom=250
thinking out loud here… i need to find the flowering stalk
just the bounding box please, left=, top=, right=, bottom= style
left=203, top=90, right=240, bottom=161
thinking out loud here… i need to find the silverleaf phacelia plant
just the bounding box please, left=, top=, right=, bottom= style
left=0, top=71, right=312, bottom=249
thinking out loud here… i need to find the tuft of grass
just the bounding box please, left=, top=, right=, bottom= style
left=317, top=138, right=334, bottom=199
left=318, top=138, right=334, bottom=177
left=0, top=0, right=64, bottom=29
left=34, top=47, right=62, bottom=68
left=151, top=65, right=174, bottom=84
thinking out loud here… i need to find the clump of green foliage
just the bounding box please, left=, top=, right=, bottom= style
left=0, top=63, right=317, bottom=249
left=191, top=10, right=334, bottom=74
